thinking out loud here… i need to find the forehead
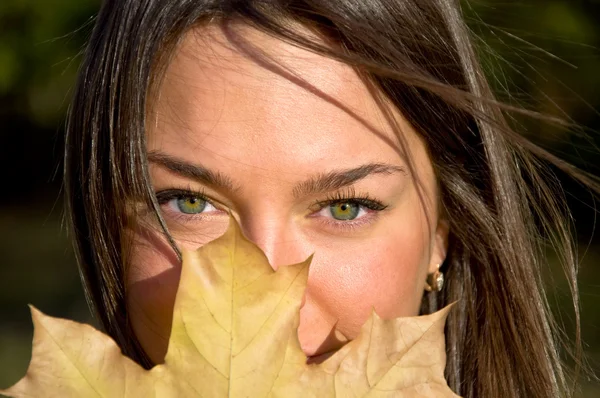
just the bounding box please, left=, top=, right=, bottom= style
left=148, top=23, right=429, bottom=179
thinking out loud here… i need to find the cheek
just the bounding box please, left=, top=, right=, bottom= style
left=314, top=236, right=426, bottom=323
left=125, top=224, right=180, bottom=364
left=298, top=217, right=430, bottom=356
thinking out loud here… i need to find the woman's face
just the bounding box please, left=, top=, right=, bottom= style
left=126, top=24, right=448, bottom=364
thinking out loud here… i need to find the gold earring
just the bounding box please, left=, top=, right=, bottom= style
left=425, top=264, right=444, bottom=292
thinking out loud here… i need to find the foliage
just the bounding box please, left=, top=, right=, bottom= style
left=1, top=219, right=456, bottom=397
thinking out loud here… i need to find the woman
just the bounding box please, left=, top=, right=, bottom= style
left=64, top=0, right=595, bottom=396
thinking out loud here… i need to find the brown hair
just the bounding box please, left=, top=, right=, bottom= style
left=64, top=1, right=598, bottom=396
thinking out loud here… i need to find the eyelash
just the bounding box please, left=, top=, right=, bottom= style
left=155, top=187, right=388, bottom=229
left=311, top=187, right=387, bottom=212
left=310, top=187, right=388, bottom=230
left=156, top=188, right=210, bottom=204
left=155, top=188, right=216, bottom=221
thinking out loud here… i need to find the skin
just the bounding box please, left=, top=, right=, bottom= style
left=126, top=23, right=449, bottom=364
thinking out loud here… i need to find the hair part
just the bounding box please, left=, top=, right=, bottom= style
left=65, top=1, right=598, bottom=396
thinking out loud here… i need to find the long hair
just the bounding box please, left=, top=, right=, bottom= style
left=64, top=1, right=597, bottom=396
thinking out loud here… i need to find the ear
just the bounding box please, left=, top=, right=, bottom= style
left=428, top=219, right=449, bottom=274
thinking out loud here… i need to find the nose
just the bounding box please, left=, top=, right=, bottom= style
left=238, top=217, right=310, bottom=270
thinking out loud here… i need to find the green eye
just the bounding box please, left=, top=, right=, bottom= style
left=329, top=202, right=360, bottom=220
left=176, top=197, right=207, bottom=214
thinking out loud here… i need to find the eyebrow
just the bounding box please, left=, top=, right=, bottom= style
left=292, top=163, right=406, bottom=198
left=148, top=151, right=238, bottom=192
left=148, top=151, right=405, bottom=197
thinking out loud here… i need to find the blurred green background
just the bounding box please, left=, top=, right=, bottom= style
left=0, top=0, right=598, bottom=396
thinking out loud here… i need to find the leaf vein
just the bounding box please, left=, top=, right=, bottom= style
left=234, top=266, right=306, bottom=357
left=41, top=322, right=103, bottom=397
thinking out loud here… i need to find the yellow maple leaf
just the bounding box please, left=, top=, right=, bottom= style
left=1, top=218, right=459, bottom=397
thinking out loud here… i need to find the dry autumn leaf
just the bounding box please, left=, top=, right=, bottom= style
left=1, top=218, right=459, bottom=397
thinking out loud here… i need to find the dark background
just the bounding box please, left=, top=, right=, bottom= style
left=0, top=0, right=599, bottom=395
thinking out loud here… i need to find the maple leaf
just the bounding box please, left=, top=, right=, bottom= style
left=1, top=218, right=459, bottom=397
